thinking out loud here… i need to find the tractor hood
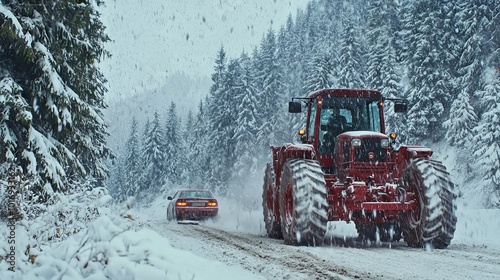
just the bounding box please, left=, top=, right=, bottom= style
left=336, top=131, right=390, bottom=161
left=334, top=131, right=391, bottom=182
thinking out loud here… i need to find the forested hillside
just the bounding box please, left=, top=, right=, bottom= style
left=108, top=0, right=500, bottom=209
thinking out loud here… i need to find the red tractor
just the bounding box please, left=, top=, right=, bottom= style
left=262, top=88, right=457, bottom=248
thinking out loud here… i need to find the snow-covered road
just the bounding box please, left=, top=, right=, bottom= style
left=136, top=200, right=500, bottom=280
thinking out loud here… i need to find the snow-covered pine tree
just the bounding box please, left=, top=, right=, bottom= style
left=302, top=52, right=334, bottom=94
left=181, top=110, right=195, bottom=186
left=205, top=47, right=234, bottom=193
left=255, top=28, right=285, bottom=148
left=140, top=111, right=166, bottom=201
left=164, top=102, right=182, bottom=190
left=137, top=118, right=150, bottom=198
left=443, top=90, right=477, bottom=179
left=108, top=157, right=125, bottom=201
left=276, top=24, right=306, bottom=142
left=276, top=18, right=296, bottom=100
left=492, top=4, right=500, bottom=67
left=282, top=13, right=308, bottom=99
left=402, top=0, right=453, bottom=143
left=366, top=0, right=400, bottom=93
left=337, top=11, right=366, bottom=89
left=366, top=0, right=404, bottom=140
left=439, top=0, right=462, bottom=84
left=473, top=68, right=500, bottom=208
left=300, top=0, right=332, bottom=79
left=0, top=1, right=112, bottom=196
left=190, top=99, right=211, bottom=188
left=455, top=1, right=492, bottom=113
left=123, top=118, right=141, bottom=199
left=230, top=52, right=259, bottom=198
left=444, top=91, right=477, bottom=148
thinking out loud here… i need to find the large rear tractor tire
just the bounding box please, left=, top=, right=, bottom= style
left=279, top=159, right=328, bottom=246
left=401, top=159, right=457, bottom=249
left=262, top=163, right=282, bottom=239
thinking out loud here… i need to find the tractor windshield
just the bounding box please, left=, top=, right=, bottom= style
left=318, top=96, right=382, bottom=154
left=320, top=95, right=382, bottom=132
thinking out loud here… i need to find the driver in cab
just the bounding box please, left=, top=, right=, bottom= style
left=322, top=106, right=347, bottom=153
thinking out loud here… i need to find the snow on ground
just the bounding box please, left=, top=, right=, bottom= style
left=2, top=147, right=499, bottom=279
left=132, top=192, right=500, bottom=279
left=1, top=190, right=499, bottom=279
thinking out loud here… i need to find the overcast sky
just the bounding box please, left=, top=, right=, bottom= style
left=98, top=0, right=309, bottom=101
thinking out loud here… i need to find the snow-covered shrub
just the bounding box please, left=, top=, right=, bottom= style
left=0, top=164, right=117, bottom=277
left=18, top=187, right=112, bottom=244
left=1, top=201, right=252, bottom=280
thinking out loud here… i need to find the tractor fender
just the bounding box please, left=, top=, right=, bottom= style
left=271, top=143, right=316, bottom=167
left=270, top=143, right=317, bottom=193
left=397, top=145, right=433, bottom=165
left=391, top=145, right=433, bottom=181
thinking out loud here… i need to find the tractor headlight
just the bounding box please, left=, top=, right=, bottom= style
left=381, top=139, right=389, bottom=147
left=351, top=139, right=362, bottom=147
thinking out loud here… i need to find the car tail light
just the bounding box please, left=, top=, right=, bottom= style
left=207, top=200, right=218, bottom=207
left=176, top=200, right=187, bottom=207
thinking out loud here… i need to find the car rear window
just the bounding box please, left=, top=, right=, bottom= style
left=179, top=191, right=213, bottom=198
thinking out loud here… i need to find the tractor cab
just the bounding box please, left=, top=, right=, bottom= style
left=289, top=89, right=407, bottom=180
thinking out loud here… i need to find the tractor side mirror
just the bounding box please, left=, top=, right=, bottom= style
left=289, top=101, right=302, bottom=113
left=394, top=101, right=408, bottom=113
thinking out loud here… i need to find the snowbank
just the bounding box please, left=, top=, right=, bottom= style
left=0, top=194, right=261, bottom=279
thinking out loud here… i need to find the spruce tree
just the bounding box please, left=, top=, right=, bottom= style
left=0, top=1, right=112, bottom=196
left=444, top=91, right=477, bottom=148
left=302, top=53, right=333, bottom=94
left=190, top=100, right=210, bottom=188
left=337, top=13, right=366, bottom=89
left=230, top=53, right=259, bottom=197
left=108, top=157, right=125, bottom=201
left=164, top=102, right=182, bottom=189
left=123, top=118, right=141, bottom=199
left=473, top=68, right=500, bottom=208
left=402, top=0, right=453, bottom=143
left=455, top=1, right=492, bottom=113
left=181, top=109, right=195, bottom=186
left=255, top=28, right=285, bottom=148
left=366, top=0, right=404, bottom=140
left=206, top=47, right=232, bottom=192
left=140, top=111, right=166, bottom=200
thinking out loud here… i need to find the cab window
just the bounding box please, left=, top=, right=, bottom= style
left=308, top=99, right=317, bottom=137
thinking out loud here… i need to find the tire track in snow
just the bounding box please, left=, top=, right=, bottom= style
left=179, top=224, right=388, bottom=279
left=141, top=217, right=500, bottom=280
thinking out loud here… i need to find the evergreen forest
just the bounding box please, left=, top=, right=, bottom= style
left=1, top=0, right=499, bottom=212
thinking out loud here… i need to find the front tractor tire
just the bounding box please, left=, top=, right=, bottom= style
left=279, top=159, right=328, bottom=246
left=262, top=163, right=282, bottom=239
left=401, top=159, right=458, bottom=249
